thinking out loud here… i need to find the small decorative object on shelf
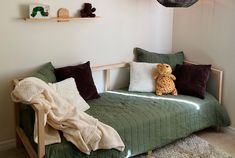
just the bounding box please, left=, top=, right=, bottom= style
left=57, top=8, right=69, bottom=18
left=29, top=4, right=50, bottom=19
left=80, top=3, right=96, bottom=18
left=57, top=8, right=70, bottom=22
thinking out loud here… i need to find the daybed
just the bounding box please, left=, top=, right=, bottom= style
left=13, top=61, right=230, bottom=158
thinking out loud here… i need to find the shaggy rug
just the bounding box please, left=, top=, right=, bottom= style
left=134, top=135, right=232, bottom=158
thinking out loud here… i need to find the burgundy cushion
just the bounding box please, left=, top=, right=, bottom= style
left=55, top=61, right=100, bottom=101
left=173, top=64, right=211, bottom=99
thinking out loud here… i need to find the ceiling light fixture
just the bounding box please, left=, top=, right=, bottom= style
left=157, top=0, right=198, bottom=7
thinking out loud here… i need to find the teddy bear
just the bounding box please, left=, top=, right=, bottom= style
left=80, top=3, right=96, bottom=18
left=154, top=64, right=178, bottom=96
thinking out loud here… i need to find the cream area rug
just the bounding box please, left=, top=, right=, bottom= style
left=134, top=135, right=232, bottom=158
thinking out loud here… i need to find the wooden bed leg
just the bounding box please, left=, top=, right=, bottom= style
left=14, top=102, right=23, bottom=148
left=36, top=105, right=45, bottom=158
left=16, top=132, right=23, bottom=148
left=147, top=150, right=153, bottom=158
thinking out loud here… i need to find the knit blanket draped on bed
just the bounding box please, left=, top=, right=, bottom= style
left=11, top=77, right=125, bottom=155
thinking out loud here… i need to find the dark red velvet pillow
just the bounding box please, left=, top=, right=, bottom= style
left=173, top=64, right=211, bottom=99
left=55, top=61, right=100, bottom=101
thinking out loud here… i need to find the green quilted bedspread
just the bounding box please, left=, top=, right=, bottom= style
left=21, top=90, right=230, bottom=158
left=43, top=90, right=230, bottom=158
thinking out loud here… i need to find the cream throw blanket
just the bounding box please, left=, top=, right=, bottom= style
left=11, top=77, right=125, bottom=154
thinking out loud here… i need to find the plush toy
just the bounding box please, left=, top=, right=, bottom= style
left=154, top=64, right=178, bottom=96
left=80, top=3, right=96, bottom=18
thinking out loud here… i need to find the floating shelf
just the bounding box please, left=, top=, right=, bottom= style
left=24, top=16, right=101, bottom=22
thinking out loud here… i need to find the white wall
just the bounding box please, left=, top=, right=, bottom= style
left=173, top=0, right=235, bottom=128
left=0, top=0, right=173, bottom=142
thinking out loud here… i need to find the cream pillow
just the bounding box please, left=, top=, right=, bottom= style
left=128, top=62, right=158, bottom=92
left=48, top=78, right=90, bottom=112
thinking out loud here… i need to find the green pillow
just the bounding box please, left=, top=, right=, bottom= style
left=32, top=62, right=57, bottom=83
left=134, top=47, right=185, bottom=70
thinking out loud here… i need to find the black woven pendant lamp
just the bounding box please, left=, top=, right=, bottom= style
left=157, top=0, right=198, bottom=7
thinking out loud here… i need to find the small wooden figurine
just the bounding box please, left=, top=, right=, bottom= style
left=57, top=8, right=70, bottom=18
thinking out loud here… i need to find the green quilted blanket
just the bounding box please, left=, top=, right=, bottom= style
left=44, top=90, right=230, bottom=158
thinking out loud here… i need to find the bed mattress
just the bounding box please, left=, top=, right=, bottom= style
left=20, top=89, right=230, bottom=158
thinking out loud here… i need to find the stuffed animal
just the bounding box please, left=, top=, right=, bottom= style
left=80, top=3, right=96, bottom=18
left=154, top=64, right=178, bottom=96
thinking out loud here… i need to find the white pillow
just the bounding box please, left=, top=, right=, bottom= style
left=128, top=62, right=158, bottom=92
left=48, top=78, right=90, bottom=112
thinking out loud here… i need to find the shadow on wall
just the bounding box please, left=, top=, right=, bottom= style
left=93, top=68, right=130, bottom=93
left=111, top=68, right=130, bottom=90
left=19, top=4, right=29, bottom=18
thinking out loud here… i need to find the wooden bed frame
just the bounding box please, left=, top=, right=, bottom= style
left=13, top=61, right=223, bottom=158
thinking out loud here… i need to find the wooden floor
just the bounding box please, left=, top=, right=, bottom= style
left=0, top=128, right=234, bottom=158
left=197, top=128, right=235, bottom=157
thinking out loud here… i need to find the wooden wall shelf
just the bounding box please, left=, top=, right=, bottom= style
left=24, top=16, right=101, bottom=22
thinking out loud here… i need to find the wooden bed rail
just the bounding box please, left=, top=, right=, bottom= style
left=91, top=62, right=129, bottom=71
left=15, top=103, right=45, bottom=158
left=91, top=61, right=223, bottom=103
left=13, top=79, right=45, bottom=158
left=13, top=60, right=223, bottom=158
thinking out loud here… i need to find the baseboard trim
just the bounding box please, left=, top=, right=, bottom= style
left=222, top=126, right=235, bottom=135
left=0, top=139, right=16, bottom=151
